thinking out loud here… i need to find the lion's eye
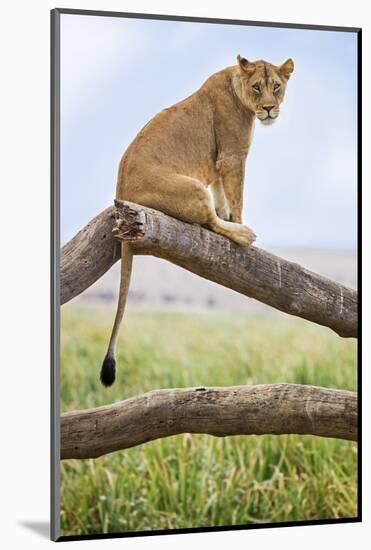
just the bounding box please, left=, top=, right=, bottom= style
left=274, top=83, right=281, bottom=92
left=252, top=85, right=260, bottom=93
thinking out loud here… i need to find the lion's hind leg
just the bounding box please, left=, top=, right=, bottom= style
left=128, top=172, right=256, bottom=247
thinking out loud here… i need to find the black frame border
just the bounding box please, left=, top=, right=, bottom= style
left=51, top=7, right=362, bottom=543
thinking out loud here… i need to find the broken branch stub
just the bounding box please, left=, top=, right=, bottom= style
left=112, top=201, right=145, bottom=241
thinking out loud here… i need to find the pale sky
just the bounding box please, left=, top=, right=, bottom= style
left=60, top=14, right=358, bottom=249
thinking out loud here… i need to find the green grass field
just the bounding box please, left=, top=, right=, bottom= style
left=60, top=304, right=357, bottom=536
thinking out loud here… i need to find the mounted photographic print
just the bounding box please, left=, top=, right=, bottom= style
left=51, top=8, right=361, bottom=542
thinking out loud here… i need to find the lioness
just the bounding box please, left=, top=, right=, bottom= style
left=100, top=55, right=294, bottom=386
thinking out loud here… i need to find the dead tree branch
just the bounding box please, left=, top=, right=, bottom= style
left=61, top=383, right=357, bottom=459
left=61, top=201, right=357, bottom=338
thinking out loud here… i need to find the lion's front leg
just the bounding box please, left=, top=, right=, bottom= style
left=210, top=179, right=231, bottom=221
left=216, top=156, right=245, bottom=224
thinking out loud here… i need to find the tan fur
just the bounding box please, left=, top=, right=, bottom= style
left=116, top=55, right=294, bottom=237
left=100, top=55, right=294, bottom=385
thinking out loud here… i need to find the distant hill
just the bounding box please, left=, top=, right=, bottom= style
left=73, top=247, right=357, bottom=313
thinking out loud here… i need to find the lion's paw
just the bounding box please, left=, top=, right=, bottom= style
left=230, top=224, right=256, bottom=247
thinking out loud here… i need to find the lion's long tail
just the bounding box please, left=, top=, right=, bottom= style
left=100, top=242, right=133, bottom=386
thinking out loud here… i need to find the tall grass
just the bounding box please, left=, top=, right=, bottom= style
left=60, top=304, right=357, bottom=535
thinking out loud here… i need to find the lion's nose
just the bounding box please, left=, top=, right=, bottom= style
left=263, top=105, right=274, bottom=115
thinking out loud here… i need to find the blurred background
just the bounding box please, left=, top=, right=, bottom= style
left=60, top=13, right=358, bottom=536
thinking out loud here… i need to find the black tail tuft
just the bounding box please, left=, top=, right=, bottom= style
left=100, top=355, right=116, bottom=387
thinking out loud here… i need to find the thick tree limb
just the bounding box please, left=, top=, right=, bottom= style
left=61, top=384, right=357, bottom=459
left=61, top=201, right=357, bottom=338
left=61, top=207, right=120, bottom=305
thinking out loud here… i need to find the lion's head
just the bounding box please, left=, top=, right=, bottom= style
left=234, top=55, right=294, bottom=125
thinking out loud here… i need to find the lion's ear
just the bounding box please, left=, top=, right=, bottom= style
left=237, top=54, right=256, bottom=74
left=279, top=58, right=294, bottom=79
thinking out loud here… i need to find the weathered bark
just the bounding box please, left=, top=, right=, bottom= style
left=61, top=383, right=357, bottom=459
left=60, top=201, right=357, bottom=338
left=60, top=207, right=120, bottom=305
